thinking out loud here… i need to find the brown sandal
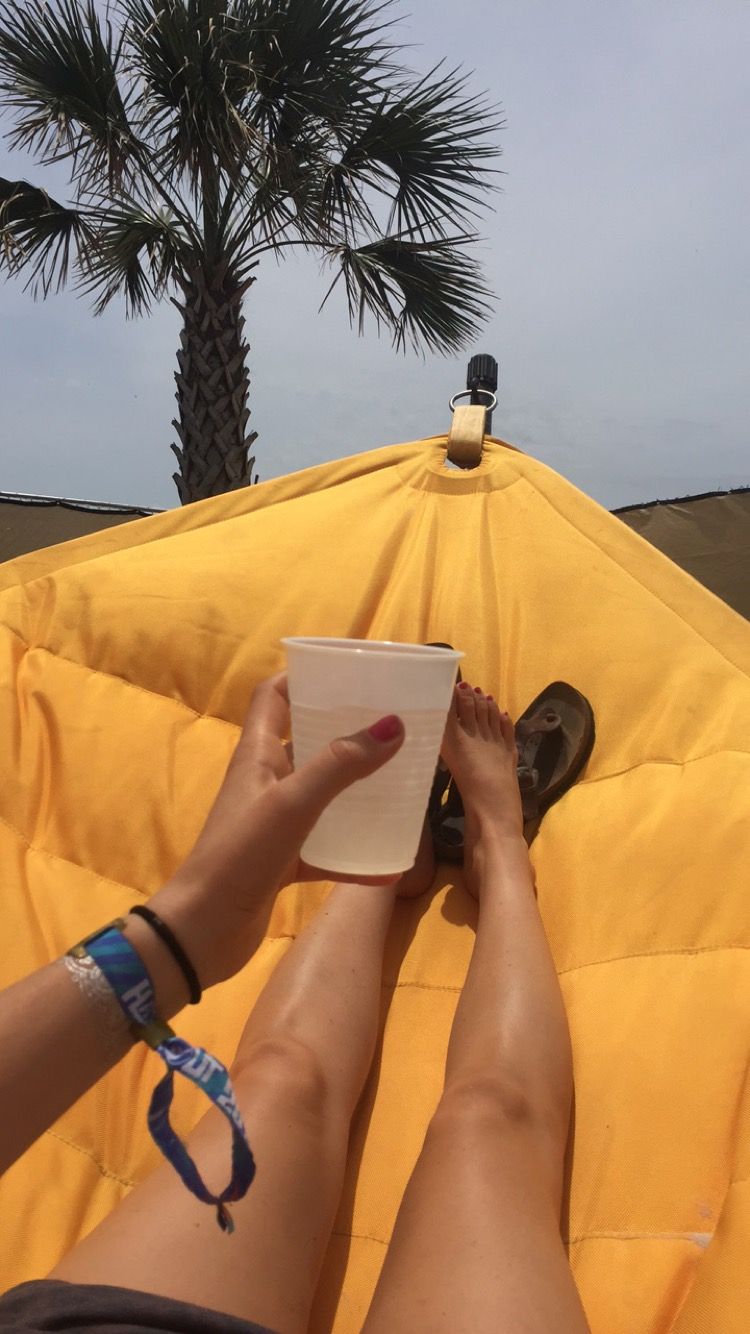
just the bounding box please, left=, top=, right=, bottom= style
left=429, top=681, right=595, bottom=857
left=515, top=682, right=595, bottom=844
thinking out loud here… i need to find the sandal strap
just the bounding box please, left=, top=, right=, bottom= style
left=515, top=708, right=561, bottom=770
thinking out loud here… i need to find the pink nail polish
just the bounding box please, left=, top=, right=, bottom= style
left=457, top=681, right=470, bottom=690
left=474, top=686, right=482, bottom=694
left=486, top=694, right=494, bottom=701
left=368, top=715, right=401, bottom=742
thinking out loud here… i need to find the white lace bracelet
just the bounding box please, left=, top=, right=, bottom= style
left=62, top=951, right=131, bottom=1053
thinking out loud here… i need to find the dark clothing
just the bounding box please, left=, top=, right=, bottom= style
left=0, top=1281, right=276, bottom=1334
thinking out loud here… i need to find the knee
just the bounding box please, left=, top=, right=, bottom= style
left=431, top=1072, right=569, bottom=1147
left=232, top=1035, right=331, bottom=1126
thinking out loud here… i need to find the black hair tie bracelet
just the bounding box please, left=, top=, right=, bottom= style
left=129, top=904, right=202, bottom=1005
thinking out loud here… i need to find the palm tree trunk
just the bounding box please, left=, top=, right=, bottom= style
left=170, top=262, right=258, bottom=504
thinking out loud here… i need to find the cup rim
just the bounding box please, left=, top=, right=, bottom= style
left=282, top=636, right=463, bottom=660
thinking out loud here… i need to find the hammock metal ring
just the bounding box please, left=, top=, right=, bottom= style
left=449, top=388, right=498, bottom=413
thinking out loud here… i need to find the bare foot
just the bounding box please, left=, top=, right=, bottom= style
left=440, top=683, right=525, bottom=897
left=397, top=684, right=524, bottom=899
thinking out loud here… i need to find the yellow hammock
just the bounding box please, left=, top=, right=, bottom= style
left=1, top=437, right=748, bottom=1333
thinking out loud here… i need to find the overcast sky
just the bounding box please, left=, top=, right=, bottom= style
left=1, top=0, right=748, bottom=512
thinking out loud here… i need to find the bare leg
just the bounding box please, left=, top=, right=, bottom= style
left=52, top=878, right=400, bottom=1334
left=364, top=684, right=590, bottom=1333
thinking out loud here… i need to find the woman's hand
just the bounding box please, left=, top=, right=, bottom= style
left=0, top=674, right=405, bottom=1175
left=148, top=673, right=405, bottom=988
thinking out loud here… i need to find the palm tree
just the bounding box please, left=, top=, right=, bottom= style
left=0, top=0, right=499, bottom=503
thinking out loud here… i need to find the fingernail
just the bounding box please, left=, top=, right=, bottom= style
left=474, top=686, right=482, bottom=694
left=457, top=681, right=470, bottom=690
left=368, top=715, right=401, bottom=742
left=486, top=694, right=494, bottom=701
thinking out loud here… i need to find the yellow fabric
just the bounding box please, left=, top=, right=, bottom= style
left=1, top=437, right=748, bottom=1332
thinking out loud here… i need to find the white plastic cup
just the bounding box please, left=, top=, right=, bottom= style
left=282, top=638, right=463, bottom=876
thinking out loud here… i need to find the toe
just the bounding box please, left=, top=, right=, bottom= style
left=473, top=687, right=491, bottom=739
left=487, top=697, right=504, bottom=742
left=456, top=680, right=478, bottom=735
left=499, top=709, right=516, bottom=751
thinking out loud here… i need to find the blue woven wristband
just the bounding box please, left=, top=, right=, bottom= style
left=70, top=921, right=255, bottom=1233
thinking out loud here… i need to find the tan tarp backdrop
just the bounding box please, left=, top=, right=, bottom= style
left=616, top=488, right=750, bottom=620
left=1, top=437, right=749, bottom=1332
left=0, top=494, right=158, bottom=563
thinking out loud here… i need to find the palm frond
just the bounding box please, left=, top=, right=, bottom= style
left=237, top=0, right=398, bottom=136
left=79, top=203, right=187, bottom=314
left=216, top=6, right=499, bottom=255
left=338, top=67, right=501, bottom=240
left=298, top=138, right=380, bottom=244
left=123, top=0, right=395, bottom=190
left=322, top=233, right=494, bottom=354
left=0, top=0, right=140, bottom=193
left=226, top=131, right=359, bottom=258
left=124, top=0, right=260, bottom=186
left=0, top=175, right=94, bottom=296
